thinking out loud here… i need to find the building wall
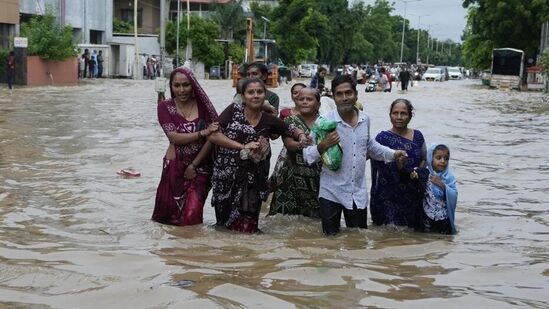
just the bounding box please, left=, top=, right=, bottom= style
left=0, top=0, right=19, bottom=48
left=19, top=0, right=52, bottom=15
left=114, top=0, right=159, bottom=34
left=20, top=0, right=112, bottom=44
left=0, top=0, right=20, bottom=24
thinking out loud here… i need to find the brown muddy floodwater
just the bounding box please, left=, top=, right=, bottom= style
left=0, top=78, right=548, bottom=308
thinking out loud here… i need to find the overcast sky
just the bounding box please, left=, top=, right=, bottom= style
left=358, top=0, right=468, bottom=42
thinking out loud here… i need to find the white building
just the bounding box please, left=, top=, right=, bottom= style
left=19, top=0, right=113, bottom=44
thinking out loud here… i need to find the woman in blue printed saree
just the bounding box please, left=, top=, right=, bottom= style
left=370, top=99, right=426, bottom=227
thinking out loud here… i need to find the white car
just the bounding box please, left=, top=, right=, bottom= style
left=298, top=64, right=318, bottom=78
left=448, top=67, right=463, bottom=79
left=422, top=68, right=445, bottom=82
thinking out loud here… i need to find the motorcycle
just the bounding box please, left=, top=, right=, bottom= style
left=365, top=77, right=378, bottom=92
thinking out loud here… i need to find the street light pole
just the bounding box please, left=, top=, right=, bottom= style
left=185, top=0, right=192, bottom=64
left=416, top=15, right=421, bottom=65
left=426, top=24, right=431, bottom=65
left=133, top=0, right=140, bottom=79
left=415, top=14, right=429, bottom=65
left=176, top=0, right=180, bottom=67
left=399, top=0, right=421, bottom=63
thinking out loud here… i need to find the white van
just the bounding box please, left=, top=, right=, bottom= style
left=298, top=64, right=319, bottom=78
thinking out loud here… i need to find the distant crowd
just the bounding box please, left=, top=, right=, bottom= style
left=79, top=48, right=104, bottom=78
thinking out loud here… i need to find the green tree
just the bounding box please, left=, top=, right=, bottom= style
left=462, top=0, right=549, bottom=70
left=166, top=15, right=224, bottom=69
left=228, top=42, right=245, bottom=63
left=20, top=12, right=77, bottom=61
left=113, top=17, right=132, bottom=33
left=211, top=0, right=245, bottom=41
left=271, top=0, right=328, bottom=65
left=0, top=48, right=8, bottom=77
left=249, top=2, right=275, bottom=40
left=362, top=0, right=399, bottom=63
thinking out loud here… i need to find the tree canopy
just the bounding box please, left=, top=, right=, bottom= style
left=266, top=0, right=461, bottom=66
left=462, top=0, right=549, bottom=70
left=166, top=0, right=463, bottom=68
left=166, top=15, right=224, bottom=69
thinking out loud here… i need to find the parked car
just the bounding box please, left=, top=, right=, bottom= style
left=422, top=68, right=445, bottom=82
left=298, top=64, right=319, bottom=78
left=448, top=67, right=463, bottom=79
left=435, top=66, right=450, bottom=80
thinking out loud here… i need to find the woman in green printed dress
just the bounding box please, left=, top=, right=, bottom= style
left=269, top=87, right=322, bottom=218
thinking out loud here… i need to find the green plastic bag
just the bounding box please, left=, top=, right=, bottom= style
left=312, top=117, right=343, bottom=171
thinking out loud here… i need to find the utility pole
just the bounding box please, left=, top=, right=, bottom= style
left=133, top=0, right=140, bottom=79
left=426, top=24, right=431, bottom=65
left=185, top=0, right=192, bottom=65
left=398, top=0, right=422, bottom=63
left=416, top=15, right=428, bottom=65
left=176, top=0, right=180, bottom=67
left=159, top=0, right=168, bottom=75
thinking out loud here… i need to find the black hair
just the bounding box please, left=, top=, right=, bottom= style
left=318, top=67, right=327, bottom=73
left=331, top=75, right=357, bottom=94
left=247, top=62, right=268, bottom=76
left=433, top=144, right=450, bottom=159
left=291, top=82, right=306, bottom=94
left=236, top=78, right=248, bottom=94
left=169, top=68, right=180, bottom=87
left=390, top=98, right=414, bottom=118
left=241, top=77, right=266, bottom=94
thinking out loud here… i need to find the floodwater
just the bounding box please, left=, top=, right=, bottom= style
left=0, top=78, right=548, bottom=308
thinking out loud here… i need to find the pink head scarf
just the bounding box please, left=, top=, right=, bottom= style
left=168, top=67, right=218, bottom=124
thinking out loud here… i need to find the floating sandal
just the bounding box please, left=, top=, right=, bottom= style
left=116, top=169, right=141, bottom=177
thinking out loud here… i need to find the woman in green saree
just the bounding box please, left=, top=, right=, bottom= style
left=269, top=87, right=322, bottom=218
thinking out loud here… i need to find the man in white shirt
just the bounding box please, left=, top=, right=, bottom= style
left=303, top=75, right=407, bottom=235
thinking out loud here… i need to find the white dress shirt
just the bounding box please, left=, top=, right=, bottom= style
left=303, top=109, right=395, bottom=210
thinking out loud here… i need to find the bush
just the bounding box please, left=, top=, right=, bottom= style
left=539, top=49, right=549, bottom=73
left=20, top=11, right=77, bottom=61
left=113, top=17, right=133, bottom=34
left=0, top=49, right=8, bottom=81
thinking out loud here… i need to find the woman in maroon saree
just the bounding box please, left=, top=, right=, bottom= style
left=152, top=67, right=219, bottom=226
left=208, top=78, right=309, bottom=233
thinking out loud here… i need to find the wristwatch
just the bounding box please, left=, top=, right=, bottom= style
left=240, top=148, right=250, bottom=160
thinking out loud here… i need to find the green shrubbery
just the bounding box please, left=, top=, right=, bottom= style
left=113, top=17, right=133, bottom=34
left=20, top=11, right=77, bottom=61
left=0, top=49, right=8, bottom=79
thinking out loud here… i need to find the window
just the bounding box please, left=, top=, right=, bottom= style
left=120, top=9, right=142, bottom=27
left=90, top=30, right=103, bottom=44
left=0, top=23, right=15, bottom=49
